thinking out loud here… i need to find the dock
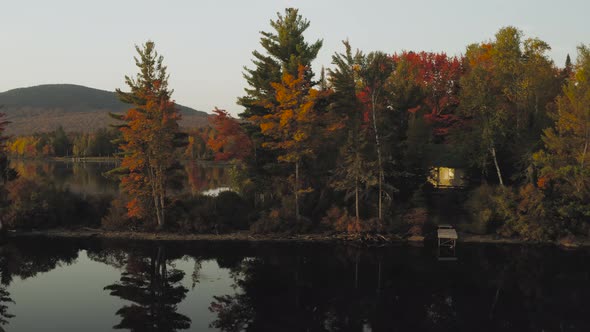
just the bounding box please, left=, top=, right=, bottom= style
left=437, top=224, right=458, bottom=247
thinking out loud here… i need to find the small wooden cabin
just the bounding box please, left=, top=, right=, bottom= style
left=426, top=144, right=468, bottom=189
left=428, top=166, right=467, bottom=188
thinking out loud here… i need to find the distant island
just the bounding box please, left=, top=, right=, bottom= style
left=0, top=84, right=209, bottom=135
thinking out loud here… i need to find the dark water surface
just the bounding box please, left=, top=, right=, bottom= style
left=0, top=237, right=589, bottom=331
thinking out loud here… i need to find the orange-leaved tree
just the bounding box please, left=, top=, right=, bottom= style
left=252, top=65, right=319, bottom=222
left=111, top=41, right=182, bottom=228
left=207, top=108, right=252, bottom=161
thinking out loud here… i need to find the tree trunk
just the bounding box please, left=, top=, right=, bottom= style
left=295, top=161, right=300, bottom=222
left=355, top=177, right=360, bottom=224
left=581, top=141, right=588, bottom=169
left=158, top=166, right=166, bottom=228
left=371, top=93, right=383, bottom=220
left=490, top=145, right=504, bottom=186
left=149, top=165, right=163, bottom=228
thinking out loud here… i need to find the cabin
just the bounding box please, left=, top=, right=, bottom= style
left=428, top=166, right=467, bottom=188
left=426, top=144, right=467, bottom=189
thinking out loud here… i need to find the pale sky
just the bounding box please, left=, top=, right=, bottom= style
left=1, top=0, right=588, bottom=116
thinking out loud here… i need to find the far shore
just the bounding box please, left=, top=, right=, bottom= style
left=6, top=229, right=590, bottom=248
left=9, top=156, right=233, bottom=166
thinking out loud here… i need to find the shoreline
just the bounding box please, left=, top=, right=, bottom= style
left=6, top=229, right=590, bottom=248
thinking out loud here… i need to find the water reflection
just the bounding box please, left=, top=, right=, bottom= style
left=0, top=286, right=13, bottom=331
left=10, top=159, right=119, bottom=195
left=0, top=238, right=81, bottom=330
left=9, top=160, right=231, bottom=196
left=0, top=239, right=588, bottom=331
left=104, top=246, right=190, bottom=331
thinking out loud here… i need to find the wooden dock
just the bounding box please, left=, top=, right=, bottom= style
left=437, top=224, right=458, bottom=247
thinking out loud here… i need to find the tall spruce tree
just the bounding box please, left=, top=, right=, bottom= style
left=328, top=41, right=375, bottom=224
left=237, top=8, right=322, bottom=208
left=238, top=8, right=323, bottom=119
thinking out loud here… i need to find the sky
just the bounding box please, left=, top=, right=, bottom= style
left=1, top=0, right=589, bottom=116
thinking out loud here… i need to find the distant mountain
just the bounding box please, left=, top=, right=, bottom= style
left=0, top=84, right=209, bottom=135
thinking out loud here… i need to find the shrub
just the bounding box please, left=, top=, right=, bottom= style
left=499, top=184, right=554, bottom=241
left=167, top=191, right=252, bottom=233
left=214, top=191, right=251, bottom=230
left=101, top=198, right=136, bottom=231
left=405, top=207, right=428, bottom=237
left=320, top=206, right=385, bottom=234
left=463, top=184, right=516, bottom=235
left=464, top=184, right=556, bottom=241
left=250, top=209, right=282, bottom=234
left=320, top=206, right=356, bottom=232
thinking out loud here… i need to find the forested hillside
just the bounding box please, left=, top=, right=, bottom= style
left=0, top=84, right=208, bottom=134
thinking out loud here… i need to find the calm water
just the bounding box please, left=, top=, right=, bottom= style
left=0, top=237, right=589, bottom=331
left=9, top=159, right=231, bottom=196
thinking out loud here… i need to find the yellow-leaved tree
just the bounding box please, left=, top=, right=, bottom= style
left=252, top=65, right=319, bottom=222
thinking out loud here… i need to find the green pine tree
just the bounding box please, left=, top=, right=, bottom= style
left=238, top=7, right=323, bottom=119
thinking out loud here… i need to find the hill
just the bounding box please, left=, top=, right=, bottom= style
left=0, top=84, right=210, bottom=135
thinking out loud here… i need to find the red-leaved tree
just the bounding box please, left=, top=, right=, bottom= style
left=207, top=108, right=252, bottom=161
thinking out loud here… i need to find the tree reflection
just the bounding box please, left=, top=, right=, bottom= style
left=104, top=246, right=191, bottom=332
left=207, top=245, right=590, bottom=332
left=0, top=286, right=13, bottom=332
left=209, top=294, right=254, bottom=332
left=0, top=238, right=589, bottom=331
left=0, top=238, right=81, bottom=330
left=184, top=162, right=230, bottom=195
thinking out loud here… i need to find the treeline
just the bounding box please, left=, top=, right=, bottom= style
left=207, top=8, right=588, bottom=241
left=1, top=8, right=589, bottom=242
left=7, top=127, right=120, bottom=158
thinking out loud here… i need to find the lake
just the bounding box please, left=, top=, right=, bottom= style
left=9, top=159, right=232, bottom=197
left=0, top=237, right=589, bottom=331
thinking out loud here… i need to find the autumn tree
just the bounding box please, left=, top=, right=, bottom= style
left=394, top=52, right=463, bottom=140
left=459, top=41, right=507, bottom=185
left=534, top=45, right=590, bottom=231
left=207, top=108, right=252, bottom=161
left=459, top=27, right=519, bottom=186
left=458, top=27, right=560, bottom=186
left=253, top=66, right=320, bottom=222
left=111, top=41, right=182, bottom=228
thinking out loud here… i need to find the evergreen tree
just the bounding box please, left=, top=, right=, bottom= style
left=52, top=126, right=71, bottom=156
left=237, top=8, right=323, bottom=209
left=328, top=41, right=374, bottom=224
left=238, top=7, right=323, bottom=119
left=0, top=109, right=13, bottom=185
